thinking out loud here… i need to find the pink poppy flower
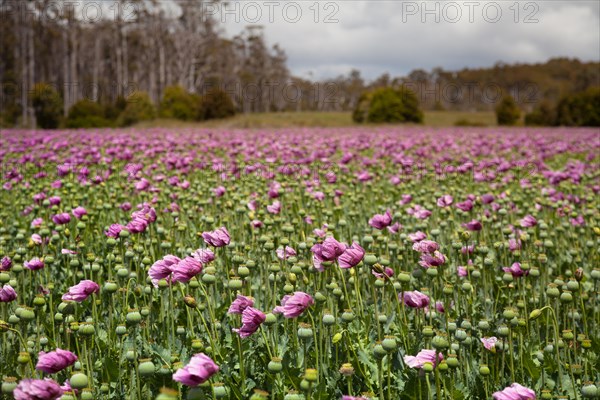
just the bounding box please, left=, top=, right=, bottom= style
left=369, top=210, right=392, bottom=229
left=276, top=246, right=297, bottom=260
left=480, top=337, right=498, bottom=351
left=437, top=195, right=453, bottom=207
left=148, top=255, right=181, bottom=287
left=503, top=262, right=527, bottom=278
left=267, top=201, right=281, bottom=214
left=202, top=227, right=230, bottom=247
left=412, top=240, right=439, bottom=253
left=402, top=290, right=430, bottom=308
left=14, top=378, right=62, bottom=400
left=273, top=292, right=314, bottom=318
left=232, top=306, right=266, bottom=338
left=172, top=256, right=203, bottom=283
left=172, top=353, right=219, bottom=387
left=520, top=215, right=537, bottom=228
left=492, top=383, right=536, bottom=400
left=61, top=280, right=99, bottom=302
left=228, top=295, right=255, bottom=314
left=36, top=349, right=78, bottom=374
left=338, top=242, right=365, bottom=268
left=404, top=349, right=443, bottom=369
left=0, top=284, right=17, bottom=302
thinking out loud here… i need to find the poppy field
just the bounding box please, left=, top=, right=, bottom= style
left=0, top=126, right=599, bottom=400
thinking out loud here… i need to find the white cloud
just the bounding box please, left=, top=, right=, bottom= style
left=221, top=0, right=600, bottom=80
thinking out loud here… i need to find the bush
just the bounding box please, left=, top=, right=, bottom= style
left=454, top=118, right=487, bottom=127
left=495, top=95, right=520, bottom=126
left=117, top=92, right=156, bottom=127
left=65, top=99, right=112, bottom=128
left=30, top=83, right=63, bottom=129
left=352, top=87, right=423, bottom=124
left=197, top=89, right=236, bottom=120
left=524, top=101, right=556, bottom=126
left=159, top=86, right=198, bottom=121
left=555, top=87, right=600, bottom=127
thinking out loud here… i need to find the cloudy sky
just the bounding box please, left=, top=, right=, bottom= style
left=220, top=0, right=600, bottom=80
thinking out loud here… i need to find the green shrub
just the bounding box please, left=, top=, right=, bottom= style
left=117, top=92, right=156, bottom=126
left=30, top=83, right=63, bottom=129
left=524, top=101, right=556, bottom=126
left=159, top=86, right=198, bottom=121
left=495, top=95, right=521, bottom=126
left=197, top=89, right=236, bottom=120
left=104, top=96, right=127, bottom=121
left=454, top=118, right=487, bottom=127
left=555, top=87, right=600, bottom=127
left=65, top=99, right=112, bottom=128
left=352, top=87, right=423, bottom=124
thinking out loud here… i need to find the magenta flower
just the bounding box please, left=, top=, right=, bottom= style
left=31, top=218, right=43, bottom=228
left=52, top=213, right=71, bottom=225
left=247, top=200, right=258, bottom=211
left=172, top=256, right=203, bottom=283
left=338, top=242, right=365, bottom=268
left=202, top=227, right=231, bottom=247
left=267, top=200, right=281, bottom=214
left=418, top=251, right=446, bottom=268
left=31, top=234, right=43, bottom=244
left=456, top=200, right=474, bottom=212
left=408, top=231, right=427, bottom=242
left=192, top=248, right=215, bottom=264
left=105, top=223, right=126, bottom=238
left=457, top=266, right=468, bottom=277
left=14, top=378, right=62, bottom=400
left=372, top=266, right=394, bottom=279
left=273, top=291, right=314, bottom=318
left=71, top=207, right=87, bottom=219
left=1, top=256, right=12, bottom=271
left=312, top=236, right=345, bottom=261
left=520, top=215, right=537, bottom=228
left=251, top=220, right=263, bottom=228
left=503, top=262, right=527, bottom=278
left=172, top=353, right=219, bottom=387
left=480, top=337, right=498, bottom=351
left=402, top=290, right=430, bottom=308
left=508, top=238, right=521, bottom=252
left=61, top=280, right=99, bottom=302
left=492, top=383, right=536, bottom=400
left=462, top=219, right=482, bottom=231
left=481, top=194, right=495, bottom=204
left=24, top=257, right=45, bottom=271
left=126, top=217, right=149, bottom=234
left=0, top=284, right=17, bottom=302
left=233, top=306, right=266, bottom=338
left=404, top=349, right=443, bottom=369
left=148, top=255, right=181, bottom=287
left=368, top=209, right=392, bottom=229
left=228, top=294, right=255, bottom=314
left=412, top=240, right=439, bottom=253
left=213, top=186, right=226, bottom=197
left=48, top=196, right=61, bottom=206
left=36, top=349, right=78, bottom=374
left=276, top=246, right=297, bottom=260
left=387, top=222, right=401, bottom=234
left=437, top=195, right=453, bottom=207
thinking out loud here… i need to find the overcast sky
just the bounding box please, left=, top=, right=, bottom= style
left=219, top=0, right=600, bottom=80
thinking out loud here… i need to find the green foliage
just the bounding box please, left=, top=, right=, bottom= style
left=159, top=86, right=199, bottom=121
left=352, top=87, right=423, bottom=124
left=495, top=95, right=521, bottom=126
left=198, top=89, right=236, bottom=120
left=524, top=101, right=556, bottom=126
left=65, top=99, right=112, bottom=128
left=555, top=87, right=600, bottom=127
left=454, top=118, right=487, bottom=127
left=117, top=92, right=156, bottom=127
left=30, top=83, right=63, bottom=129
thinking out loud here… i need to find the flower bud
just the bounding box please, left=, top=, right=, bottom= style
left=268, top=358, right=283, bottom=373
left=184, top=295, right=197, bottom=308
left=304, top=368, right=318, bottom=382
left=339, top=363, right=354, bottom=376
left=529, top=309, right=542, bottom=321
left=138, top=359, right=155, bottom=376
